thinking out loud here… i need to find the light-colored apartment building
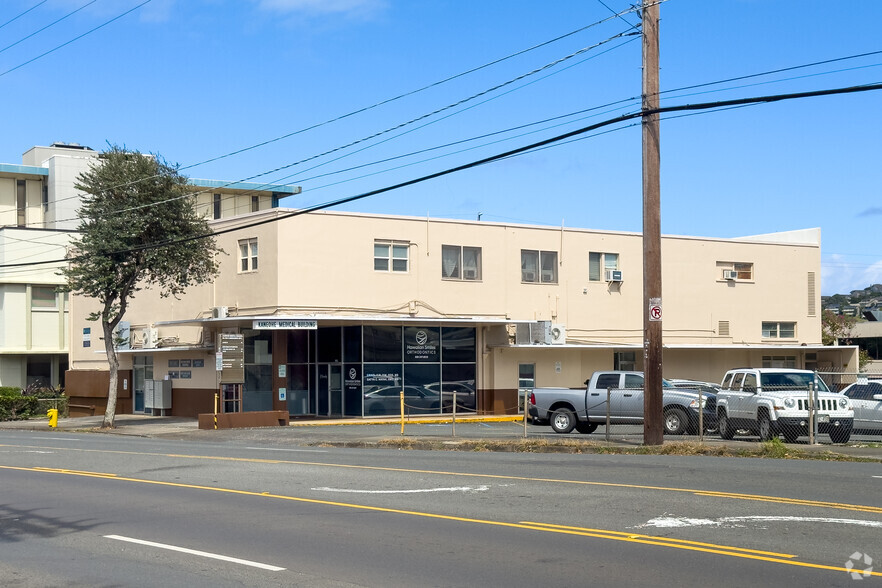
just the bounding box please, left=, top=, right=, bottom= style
left=65, top=208, right=859, bottom=419
left=0, top=143, right=299, bottom=391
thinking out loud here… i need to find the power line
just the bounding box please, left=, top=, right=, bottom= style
left=37, top=27, right=640, bottom=225
left=36, top=4, right=651, bottom=213
left=0, top=0, right=153, bottom=78
left=0, top=0, right=48, bottom=30
left=0, top=0, right=99, bottom=55
left=4, top=80, right=881, bottom=271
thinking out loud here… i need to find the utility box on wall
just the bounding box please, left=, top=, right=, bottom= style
left=144, top=379, right=173, bottom=416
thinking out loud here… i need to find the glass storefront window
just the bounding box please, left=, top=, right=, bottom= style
left=363, top=363, right=403, bottom=416
left=363, top=326, right=402, bottom=362
left=404, top=326, right=440, bottom=363
left=442, top=327, right=476, bottom=362
left=441, top=363, right=476, bottom=412
left=344, top=326, right=362, bottom=362
left=317, top=327, right=341, bottom=363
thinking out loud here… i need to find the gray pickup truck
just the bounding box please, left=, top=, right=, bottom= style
left=528, top=370, right=716, bottom=435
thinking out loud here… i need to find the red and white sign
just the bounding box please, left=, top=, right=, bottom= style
left=649, top=298, right=662, bottom=322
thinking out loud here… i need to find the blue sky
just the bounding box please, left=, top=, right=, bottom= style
left=2, top=0, right=880, bottom=296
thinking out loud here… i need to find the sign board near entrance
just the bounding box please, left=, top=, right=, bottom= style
left=253, top=319, right=317, bottom=330
left=217, top=333, right=245, bottom=383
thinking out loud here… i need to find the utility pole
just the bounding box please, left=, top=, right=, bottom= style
left=642, top=0, right=663, bottom=445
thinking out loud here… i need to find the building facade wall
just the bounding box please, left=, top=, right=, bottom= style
left=64, top=209, right=843, bottom=418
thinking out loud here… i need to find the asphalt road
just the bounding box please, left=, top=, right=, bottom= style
left=0, top=430, right=880, bottom=587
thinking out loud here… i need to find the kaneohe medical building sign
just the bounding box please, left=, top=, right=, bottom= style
left=253, top=319, right=318, bottom=330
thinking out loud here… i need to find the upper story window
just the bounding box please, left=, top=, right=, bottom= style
left=718, top=261, right=753, bottom=281
left=521, top=250, right=557, bottom=283
left=375, top=240, right=409, bottom=272
left=213, top=193, right=222, bottom=220
left=251, top=195, right=260, bottom=213
left=17, top=179, right=26, bottom=227
left=238, top=238, right=258, bottom=272
left=442, top=245, right=482, bottom=280
left=762, top=322, right=795, bottom=339
left=31, top=286, right=57, bottom=309
left=589, top=252, right=619, bottom=281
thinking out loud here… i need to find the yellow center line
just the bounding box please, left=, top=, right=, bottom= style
left=2, top=464, right=879, bottom=579
left=519, top=521, right=796, bottom=557
left=2, top=443, right=882, bottom=514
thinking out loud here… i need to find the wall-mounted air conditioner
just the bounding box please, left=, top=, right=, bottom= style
left=550, top=324, right=566, bottom=345
left=143, top=327, right=158, bottom=349
left=723, top=270, right=738, bottom=280
left=605, top=269, right=623, bottom=282
left=211, top=306, right=228, bottom=319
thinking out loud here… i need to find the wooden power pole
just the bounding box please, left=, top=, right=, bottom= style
left=642, top=0, right=663, bottom=445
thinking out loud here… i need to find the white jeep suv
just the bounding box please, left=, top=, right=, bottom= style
left=716, top=368, right=853, bottom=443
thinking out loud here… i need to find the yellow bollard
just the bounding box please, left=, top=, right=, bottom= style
left=47, top=408, right=58, bottom=428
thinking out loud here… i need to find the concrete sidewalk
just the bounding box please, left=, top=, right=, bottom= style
left=1, top=413, right=881, bottom=460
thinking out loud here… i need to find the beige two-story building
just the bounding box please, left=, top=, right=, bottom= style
left=65, top=208, right=858, bottom=419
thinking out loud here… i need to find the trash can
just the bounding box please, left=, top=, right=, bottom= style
left=47, top=408, right=58, bottom=428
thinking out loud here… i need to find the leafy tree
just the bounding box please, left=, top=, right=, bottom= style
left=62, top=146, right=220, bottom=428
left=821, top=309, right=857, bottom=346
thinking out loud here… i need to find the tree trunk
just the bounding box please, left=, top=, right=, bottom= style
left=102, top=320, right=119, bottom=428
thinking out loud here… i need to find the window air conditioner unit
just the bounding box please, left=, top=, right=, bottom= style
left=723, top=270, right=738, bottom=280
left=463, top=268, right=477, bottom=280
left=550, top=324, right=566, bottom=345
left=605, top=269, right=623, bottom=282
left=212, top=306, right=228, bottom=319
left=522, top=271, right=536, bottom=282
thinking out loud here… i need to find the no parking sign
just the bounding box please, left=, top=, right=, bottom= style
left=649, top=298, right=662, bottom=322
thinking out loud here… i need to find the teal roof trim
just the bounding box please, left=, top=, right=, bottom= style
left=189, top=178, right=301, bottom=195
left=0, top=163, right=48, bottom=176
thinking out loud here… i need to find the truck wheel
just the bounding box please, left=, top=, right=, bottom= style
left=663, top=408, right=688, bottom=435
left=758, top=412, right=774, bottom=441
left=575, top=422, right=598, bottom=434
left=550, top=408, right=576, bottom=434
left=829, top=426, right=852, bottom=444
left=718, top=412, right=735, bottom=440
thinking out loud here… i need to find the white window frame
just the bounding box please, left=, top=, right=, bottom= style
left=762, top=321, right=796, bottom=339
left=238, top=238, right=258, bottom=273
left=521, top=250, right=558, bottom=284
left=589, top=252, right=619, bottom=281
left=374, top=240, right=409, bottom=273
left=31, top=285, right=57, bottom=310
left=442, top=245, right=482, bottom=281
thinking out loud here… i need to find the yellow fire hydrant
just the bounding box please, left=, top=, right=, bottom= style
left=47, top=408, right=58, bottom=428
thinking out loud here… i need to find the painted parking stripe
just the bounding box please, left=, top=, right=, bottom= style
left=104, top=535, right=285, bottom=571
left=639, top=516, right=882, bottom=529
left=312, top=485, right=490, bottom=494
left=245, top=447, right=327, bottom=453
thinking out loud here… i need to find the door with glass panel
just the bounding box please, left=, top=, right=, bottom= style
left=317, top=364, right=343, bottom=417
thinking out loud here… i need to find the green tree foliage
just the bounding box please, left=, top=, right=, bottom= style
left=62, top=146, right=220, bottom=428
left=821, top=309, right=857, bottom=346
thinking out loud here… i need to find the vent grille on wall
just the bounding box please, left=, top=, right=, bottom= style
left=807, top=272, right=816, bottom=316
left=718, top=320, right=730, bottom=337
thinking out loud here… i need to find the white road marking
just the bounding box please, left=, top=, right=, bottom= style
left=312, top=485, right=490, bottom=494
left=0, top=450, right=56, bottom=454
left=104, top=535, right=286, bottom=571
left=873, top=476, right=882, bottom=479
left=25, top=437, right=81, bottom=441
left=638, top=516, right=882, bottom=529
left=244, top=447, right=327, bottom=453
